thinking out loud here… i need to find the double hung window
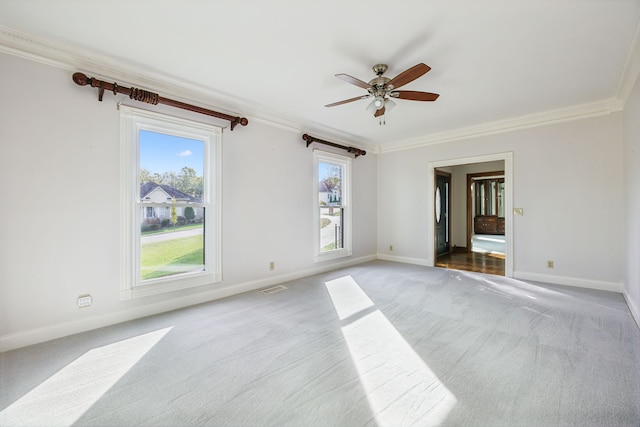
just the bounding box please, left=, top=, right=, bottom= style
left=314, top=151, right=352, bottom=261
left=120, top=106, right=221, bottom=299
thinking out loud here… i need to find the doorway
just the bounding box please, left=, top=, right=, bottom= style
left=428, top=153, right=513, bottom=277
left=467, top=171, right=506, bottom=258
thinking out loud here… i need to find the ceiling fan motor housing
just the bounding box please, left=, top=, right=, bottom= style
left=369, top=64, right=392, bottom=96
left=372, top=63, right=388, bottom=76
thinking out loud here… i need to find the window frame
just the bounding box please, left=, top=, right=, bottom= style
left=119, top=105, right=222, bottom=299
left=313, top=150, right=352, bottom=262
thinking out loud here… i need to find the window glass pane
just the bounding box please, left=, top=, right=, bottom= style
left=318, top=162, right=343, bottom=206
left=498, top=181, right=505, bottom=217
left=435, top=187, right=441, bottom=223
left=139, top=130, right=205, bottom=281
left=489, top=180, right=497, bottom=215
left=140, top=213, right=205, bottom=280
left=140, top=130, right=204, bottom=200
left=320, top=207, right=343, bottom=252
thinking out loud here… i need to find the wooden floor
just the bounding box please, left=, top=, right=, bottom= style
left=435, top=249, right=505, bottom=276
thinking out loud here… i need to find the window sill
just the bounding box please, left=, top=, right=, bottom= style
left=314, top=248, right=352, bottom=263
left=121, top=272, right=221, bottom=300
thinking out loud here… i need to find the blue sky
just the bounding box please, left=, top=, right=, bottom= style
left=319, top=162, right=341, bottom=181
left=139, top=130, right=203, bottom=176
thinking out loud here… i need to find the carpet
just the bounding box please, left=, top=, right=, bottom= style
left=1, top=261, right=638, bottom=426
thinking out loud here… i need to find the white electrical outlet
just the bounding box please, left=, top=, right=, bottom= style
left=269, top=261, right=275, bottom=271
left=77, top=294, right=92, bottom=308
left=389, top=245, right=393, bottom=251
left=547, top=260, right=554, bottom=269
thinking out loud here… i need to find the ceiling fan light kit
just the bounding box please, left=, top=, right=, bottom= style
left=326, top=62, right=439, bottom=125
left=373, top=96, right=385, bottom=109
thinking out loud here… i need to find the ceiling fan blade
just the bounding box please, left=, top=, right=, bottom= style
left=374, top=106, right=386, bottom=117
left=391, top=90, right=440, bottom=101
left=387, top=63, right=431, bottom=89
left=335, top=73, right=371, bottom=89
left=325, top=95, right=370, bottom=107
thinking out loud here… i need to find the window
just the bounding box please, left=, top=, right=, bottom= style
left=120, top=106, right=221, bottom=299
left=314, top=150, right=352, bottom=261
left=473, top=176, right=505, bottom=217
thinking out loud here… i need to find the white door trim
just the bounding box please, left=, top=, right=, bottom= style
left=427, top=152, right=514, bottom=277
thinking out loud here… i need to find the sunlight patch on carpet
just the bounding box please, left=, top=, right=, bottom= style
left=0, top=327, right=173, bottom=427
left=325, top=276, right=457, bottom=426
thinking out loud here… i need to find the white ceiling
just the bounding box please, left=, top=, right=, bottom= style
left=1, top=1, right=639, bottom=149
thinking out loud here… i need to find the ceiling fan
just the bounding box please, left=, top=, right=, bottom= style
left=325, top=63, right=439, bottom=120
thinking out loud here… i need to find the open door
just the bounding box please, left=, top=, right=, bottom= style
left=435, top=170, right=451, bottom=257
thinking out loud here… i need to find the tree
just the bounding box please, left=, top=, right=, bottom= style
left=170, top=197, right=177, bottom=226
left=140, top=168, right=152, bottom=183
left=140, top=166, right=203, bottom=199
left=140, top=168, right=168, bottom=186
left=323, top=165, right=342, bottom=200
left=175, top=166, right=203, bottom=198
left=184, top=206, right=195, bottom=223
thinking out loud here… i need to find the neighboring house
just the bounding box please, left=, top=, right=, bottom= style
left=318, top=180, right=340, bottom=206
left=140, top=181, right=202, bottom=224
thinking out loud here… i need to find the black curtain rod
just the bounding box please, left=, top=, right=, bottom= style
left=302, top=134, right=366, bottom=157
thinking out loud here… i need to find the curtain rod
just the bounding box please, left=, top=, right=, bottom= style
left=72, top=72, right=249, bottom=130
left=302, top=134, right=366, bottom=157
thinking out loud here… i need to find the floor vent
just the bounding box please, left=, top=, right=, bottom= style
left=260, top=285, right=287, bottom=294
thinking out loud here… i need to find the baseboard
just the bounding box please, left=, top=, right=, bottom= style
left=377, top=253, right=431, bottom=266
left=0, top=254, right=377, bottom=352
left=623, top=290, right=640, bottom=329
left=513, top=271, right=623, bottom=293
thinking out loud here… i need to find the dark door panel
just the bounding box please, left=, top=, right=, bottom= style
left=435, top=171, right=451, bottom=256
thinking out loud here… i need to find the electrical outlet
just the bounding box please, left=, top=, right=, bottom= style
left=77, top=294, right=92, bottom=308
left=269, top=261, right=275, bottom=271
left=514, top=208, right=524, bottom=216
left=389, top=245, right=393, bottom=251
left=547, top=260, right=554, bottom=269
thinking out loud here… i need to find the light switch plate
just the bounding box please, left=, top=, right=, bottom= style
left=513, top=208, right=524, bottom=216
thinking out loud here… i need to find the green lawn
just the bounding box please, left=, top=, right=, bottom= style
left=141, top=234, right=204, bottom=280
left=321, top=242, right=339, bottom=251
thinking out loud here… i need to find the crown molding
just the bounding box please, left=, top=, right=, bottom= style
left=379, top=99, right=616, bottom=153
left=615, top=21, right=640, bottom=108
left=0, top=25, right=374, bottom=154
left=0, top=24, right=628, bottom=156
left=14, top=27, right=280, bottom=114
left=0, top=25, right=107, bottom=71
left=0, top=26, right=254, bottom=116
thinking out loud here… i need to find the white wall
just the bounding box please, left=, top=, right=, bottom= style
left=1, top=48, right=634, bottom=351
left=623, top=71, right=640, bottom=326
left=0, top=53, right=378, bottom=350
left=378, top=114, right=624, bottom=291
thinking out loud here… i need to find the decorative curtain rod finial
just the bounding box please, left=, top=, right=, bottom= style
left=72, top=72, right=90, bottom=86
left=72, top=72, right=248, bottom=130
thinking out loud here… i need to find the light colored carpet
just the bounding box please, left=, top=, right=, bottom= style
left=1, top=261, right=639, bottom=426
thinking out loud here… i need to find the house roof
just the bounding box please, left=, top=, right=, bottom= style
left=140, top=182, right=201, bottom=203
left=318, top=180, right=333, bottom=193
